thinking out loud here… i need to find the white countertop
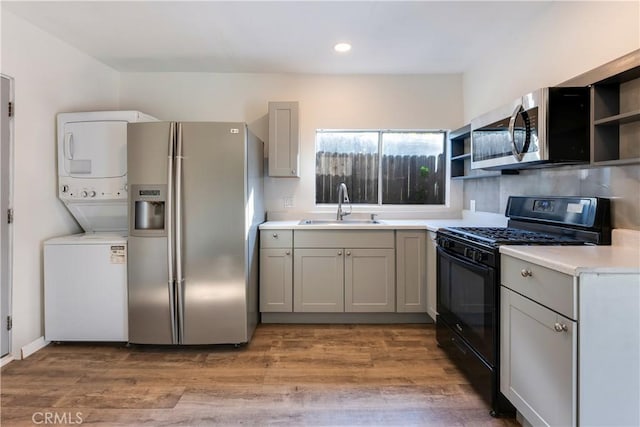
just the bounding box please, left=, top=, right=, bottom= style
left=259, top=211, right=508, bottom=232
left=500, top=229, right=640, bottom=276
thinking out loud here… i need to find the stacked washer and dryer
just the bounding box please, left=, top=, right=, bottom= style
left=44, top=111, right=155, bottom=342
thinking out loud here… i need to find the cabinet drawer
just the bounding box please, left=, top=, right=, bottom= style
left=294, top=230, right=394, bottom=248
left=260, top=230, right=293, bottom=248
left=501, top=255, right=576, bottom=320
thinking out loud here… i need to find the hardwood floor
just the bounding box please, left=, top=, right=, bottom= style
left=1, top=324, right=520, bottom=426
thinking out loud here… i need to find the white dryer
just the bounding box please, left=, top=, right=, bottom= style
left=45, top=111, right=156, bottom=342
left=57, top=111, right=156, bottom=232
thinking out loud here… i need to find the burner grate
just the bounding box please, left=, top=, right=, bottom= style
left=445, top=227, right=585, bottom=245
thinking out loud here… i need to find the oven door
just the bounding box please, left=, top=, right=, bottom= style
left=437, top=246, right=495, bottom=365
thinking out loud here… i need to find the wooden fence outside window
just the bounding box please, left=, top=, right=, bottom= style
left=316, top=152, right=445, bottom=205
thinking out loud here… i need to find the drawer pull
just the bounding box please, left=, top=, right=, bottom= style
left=520, top=269, right=533, bottom=277
left=346, top=251, right=351, bottom=256
left=338, top=251, right=342, bottom=256
left=554, top=323, right=568, bottom=333
left=285, top=250, right=290, bottom=255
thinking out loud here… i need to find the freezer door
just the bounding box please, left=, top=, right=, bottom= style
left=127, top=122, right=176, bottom=344
left=178, top=122, right=248, bottom=345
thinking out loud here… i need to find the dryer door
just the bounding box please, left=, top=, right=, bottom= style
left=61, top=120, right=128, bottom=178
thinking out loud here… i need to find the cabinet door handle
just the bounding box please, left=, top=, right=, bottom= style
left=346, top=251, right=351, bottom=256
left=337, top=251, right=342, bottom=256
left=285, top=250, right=290, bottom=255
left=554, top=323, right=568, bottom=333
left=520, top=269, right=533, bottom=277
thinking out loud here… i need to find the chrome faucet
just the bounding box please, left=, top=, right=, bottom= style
left=336, top=183, right=351, bottom=221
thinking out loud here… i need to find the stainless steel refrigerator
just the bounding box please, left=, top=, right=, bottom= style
left=127, top=122, right=264, bottom=345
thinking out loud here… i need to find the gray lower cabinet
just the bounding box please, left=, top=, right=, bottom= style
left=501, top=253, right=640, bottom=427
left=293, top=248, right=344, bottom=312
left=345, top=248, right=395, bottom=312
left=260, top=230, right=293, bottom=313
left=501, top=286, right=576, bottom=427
left=395, top=231, right=427, bottom=313
left=501, top=255, right=578, bottom=426
left=259, top=248, right=293, bottom=312
left=426, top=231, right=438, bottom=320
left=292, top=230, right=396, bottom=313
left=294, top=247, right=395, bottom=313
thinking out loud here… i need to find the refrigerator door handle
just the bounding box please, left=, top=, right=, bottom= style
left=167, top=122, right=178, bottom=344
left=175, top=123, right=185, bottom=343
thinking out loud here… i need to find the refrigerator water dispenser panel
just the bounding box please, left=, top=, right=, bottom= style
left=130, top=184, right=167, bottom=237
left=135, top=201, right=164, bottom=230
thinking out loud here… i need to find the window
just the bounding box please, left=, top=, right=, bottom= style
left=316, top=130, right=446, bottom=205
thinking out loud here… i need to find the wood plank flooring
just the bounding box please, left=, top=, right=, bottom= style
left=1, top=324, right=520, bottom=426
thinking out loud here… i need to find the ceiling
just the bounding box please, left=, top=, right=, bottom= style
left=3, top=1, right=552, bottom=74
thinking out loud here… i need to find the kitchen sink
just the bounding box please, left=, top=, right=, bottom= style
left=298, top=219, right=384, bottom=225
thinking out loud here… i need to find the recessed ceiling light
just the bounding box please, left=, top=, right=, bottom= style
left=334, top=42, right=352, bottom=53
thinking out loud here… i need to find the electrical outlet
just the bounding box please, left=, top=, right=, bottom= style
left=283, top=197, right=295, bottom=208
left=470, top=200, right=476, bottom=212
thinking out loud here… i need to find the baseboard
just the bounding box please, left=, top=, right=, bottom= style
left=261, top=312, right=433, bottom=324
left=21, top=336, right=49, bottom=359
left=0, top=353, right=15, bottom=367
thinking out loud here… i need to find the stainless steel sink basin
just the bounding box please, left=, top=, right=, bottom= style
left=298, top=219, right=384, bottom=225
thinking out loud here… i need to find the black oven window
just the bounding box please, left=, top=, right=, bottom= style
left=450, top=262, right=489, bottom=330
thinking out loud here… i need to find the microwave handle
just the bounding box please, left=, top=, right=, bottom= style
left=508, top=104, right=525, bottom=161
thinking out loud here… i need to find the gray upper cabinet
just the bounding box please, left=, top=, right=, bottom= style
left=561, top=49, right=640, bottom=166
left=268, top=101, right=300, bottom=177
left=591, top=69, right=640, bottom=165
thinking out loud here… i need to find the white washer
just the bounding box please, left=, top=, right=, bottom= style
left=44, top=233, right=128, bottom=341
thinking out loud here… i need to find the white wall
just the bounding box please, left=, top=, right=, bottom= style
left=119, top=73, right=464, bottom=216
left=463, top=1, right=640, bottom=121
left=460, top=1, right=640, bottom=228
left=1, top=10, right=119, bottom=358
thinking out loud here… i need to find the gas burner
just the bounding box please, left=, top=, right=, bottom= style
left=445, top=226, right=585, bottom=246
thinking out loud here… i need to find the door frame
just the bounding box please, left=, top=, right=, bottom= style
left=1, top=73, right=14, bottom=360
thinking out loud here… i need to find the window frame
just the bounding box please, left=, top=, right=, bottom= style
left=315, top=129, right=448, bottom=207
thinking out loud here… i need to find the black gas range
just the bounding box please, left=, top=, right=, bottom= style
left=435, top=196, right=611, bottom=417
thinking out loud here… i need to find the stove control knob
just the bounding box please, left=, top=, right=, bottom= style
left=472, top=251, right=483, bottom=262
left=520, top=269, right=533, bottom=277
left=89, top=191, right=97, bottom=198
left=80, top=191, right=88, bottom=198
left=61, top=185, right=69, bottom=193
left=438, top=239, right=452, bottom=249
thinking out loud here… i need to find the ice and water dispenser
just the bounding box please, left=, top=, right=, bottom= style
left=130, top=185, right=167, bottom=236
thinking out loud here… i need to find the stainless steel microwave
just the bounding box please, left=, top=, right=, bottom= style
left=470, top=87, right=590, bottom=170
